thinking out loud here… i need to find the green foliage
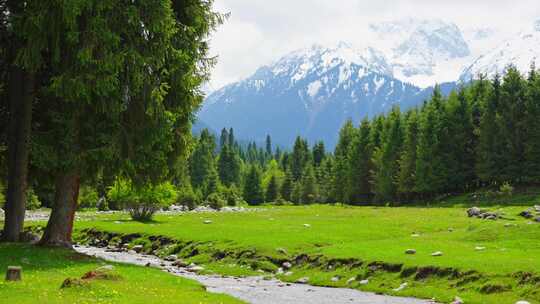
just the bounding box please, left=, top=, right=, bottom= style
left=243, top=165, right=264, bottom=205
left=300, top=165, right=318, bottom=204
left=219, top=185, right=243, bottom=206
left=0, top=182, right=5, bottom=208
left=108, top=179, right=178, bottom=221
left=265, top=175, right=279, bottom=203
left=177, top=187, right=202, bottom=210
left=78, top=186, right=99, bottom=209
left=205, top=193, right=225, bottom=209
left=26, top=188, right=41, bottom=210
left=499, top=182, right=514, bottom=197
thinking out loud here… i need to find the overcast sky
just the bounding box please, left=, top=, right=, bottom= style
left=207, top=0, right=540, bottom=91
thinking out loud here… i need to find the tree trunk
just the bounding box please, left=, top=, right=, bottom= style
left=38, top=172, right=80, bottom=247
left=2, top=64, right=33, bottom=242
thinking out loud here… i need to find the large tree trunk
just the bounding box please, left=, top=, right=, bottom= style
left=38, top=172, right=80, bottom=247
left=2, top=64, right=33, bottom=242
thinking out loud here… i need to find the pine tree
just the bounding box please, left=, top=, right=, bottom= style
left=219, top=128, right=229, bottom=149
left=476, top=75, right=500, bottom=183
left=218, top=144, right=241, bottom=187
left=265, top=135, right=272, bottom=156
left=525, top=64, right=540, bottom=181
left=243, top=165, right=264, bottom=205
left=280, top=170, right=294, bottom=201
left=498, top=67, right=527, bottom=183
left=333, top=120, right=356, bottom=203
left=347, top=119, right=372, bottom=203
left=372, top=107, right=403, bottom=203
left=291, top=182, right=302, bottom=205
left=290, top=136, right=309, bottom=181
left=265, top=175, right=279, bottom=202
left=312, top=141, right=326, bottom=167
left=300, top=165, right=318, bottom=204
left=228, top=128, right=235, bottom=149
left=398, top=110, right=419, bottom=197
left=204, top=167, right=220, bottom=197
left=190, top=129, right=217, bottom=189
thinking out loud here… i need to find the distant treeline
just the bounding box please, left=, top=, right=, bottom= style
left=187, top=65, right=540, bottom=205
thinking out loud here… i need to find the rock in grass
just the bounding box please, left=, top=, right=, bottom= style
left=346, top=277, right=356, bottom=285
left=303, top=224, right=311, bottom=228
left=296, top=277, right=309, bottom=284
left=534, top=217, right=540, bottom=223
left=475, top=246, right=486, bottom=251
left=331, top=275, right=341, bottom=282
left=431, top=251, right=443, bottom=257
left=467, top=207, right=482, bottom=217
left=452, top=296, right=464, bottom=304
left=519, top=210, right=534, bottom=219
left=359, top=279, right=369, bottom=285
left=405, top=249, right=416, bottom=255
left=5, top=266, right=22, bottom=281
left=284, top=271, right=293, bottom=276
left=282, top=262, right=292, bottom=269
left=203, top=220, right=213, bottom=224
left=515, top=301, right=531, bottom=304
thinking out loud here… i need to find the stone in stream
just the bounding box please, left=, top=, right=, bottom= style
left=186, top=264, right=204, bottom=273
left=431, top=251, right=443, bottom=257
left=172, top=259, right=189, bottom=267
left=5, top=266, right=22, bottom=281
left=296, top=277, right=309, bottom=284
left=452, top=296, right=464, bottom=304
left=405, top=249, right=417, bottom=255
left=164, top=255, right=178, bottom=262
left=132, top=245, right=144, bottom=253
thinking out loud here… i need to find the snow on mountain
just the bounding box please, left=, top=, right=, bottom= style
left=200, top=42, right=449, bottom=146
left=460, top=20, right=540, bottom=81
left=369, top=18, right=472, bottom=87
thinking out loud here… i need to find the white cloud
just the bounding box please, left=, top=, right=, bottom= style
left=207, top=0, right=540, bottom=90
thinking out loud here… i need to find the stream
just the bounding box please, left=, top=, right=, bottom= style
left=75, top=245, right=435, bottom=304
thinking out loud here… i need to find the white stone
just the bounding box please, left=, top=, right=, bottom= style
left=431, top=251, right=443, bottom=257
left=359, top=279, right=369, bottom=285
left=393, top=282, right=408, bottom=292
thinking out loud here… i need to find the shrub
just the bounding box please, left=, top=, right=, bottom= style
left=220, top=185, right=242, bottom=206
left=177, top=187, right=201, bottom=210
left=0, top=183, right=5, bottom=209
left=499, top=182, right=514, bottom=197
left=205, top=192, right=225, bottom=210
left=108, top=179, right=178, bottom=221
left=26, top=188, right=41, bottom=210
left=78, top=186, right=99, bottom=209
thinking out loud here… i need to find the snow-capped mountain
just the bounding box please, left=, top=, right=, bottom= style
left=200, top=18, right=540, bottom=147
left=200, top=43, right=451, bottom=147
left=369, top=19, right=472, bottom=87
left=460, top=20, right=540, bottom=81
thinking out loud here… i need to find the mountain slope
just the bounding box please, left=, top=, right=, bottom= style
left=460, top=20, right=540, bottom=81
left=200, top=43, right=447, bottom=147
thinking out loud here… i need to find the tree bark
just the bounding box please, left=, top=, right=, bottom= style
left=2, top=63, right=33, bottom=242
left=38, top=172, right=80, bottom=247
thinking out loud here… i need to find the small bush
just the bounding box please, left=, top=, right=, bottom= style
left=177, top=187, right=201, bottom=210
left=0, top=183, right=5, bottom=209
left=26, top=188, right=41, bottom=210
left=205, top=193, right=225, bottom=210
left=108, top=179, right=178, bottom=221
left=78, top=186, right=99, bottom=209
left=499, top=182, right=514, bottom=197
left=220, top=185, right=242, bottom=206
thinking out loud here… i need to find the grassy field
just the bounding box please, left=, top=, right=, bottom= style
left=69, top=204, right=540, bottom=304
left=0, top=243, right=243, bottom=304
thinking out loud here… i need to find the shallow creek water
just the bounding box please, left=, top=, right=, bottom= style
left=75, top=245, right=435, bottom=304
